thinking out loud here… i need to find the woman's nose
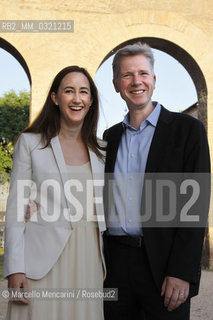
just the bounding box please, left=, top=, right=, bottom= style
left=72, top=92, right=81, bottom=104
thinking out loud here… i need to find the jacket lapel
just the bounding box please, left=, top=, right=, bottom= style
left=105, top=123, right=124, bottom=173
left=50, top=136, right=69, bottom=185
left=50, top=136, right=74, bottom=227
left=104, top=107, right=173, bottom=173
left=145, top=106, right=173, bottom=173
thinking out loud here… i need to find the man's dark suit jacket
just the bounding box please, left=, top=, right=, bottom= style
left=103, top=105, right=210, bottom=298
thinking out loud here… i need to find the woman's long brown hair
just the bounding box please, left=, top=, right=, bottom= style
left=24, top=66, right=105, bottom=159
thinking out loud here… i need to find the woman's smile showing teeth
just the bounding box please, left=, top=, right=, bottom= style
left=69, top=106, right=83, bottom=111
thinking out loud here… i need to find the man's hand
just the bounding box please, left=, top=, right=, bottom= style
left=161, top=276, right=189, bottom=311
left=25, top=200, right=38, bottom=222
left=8, top=273, right=30, bottom=304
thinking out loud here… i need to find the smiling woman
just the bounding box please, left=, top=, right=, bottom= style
left=51, top=72, right=93, bottom=131
left=4, top=65, right=106, bottom=320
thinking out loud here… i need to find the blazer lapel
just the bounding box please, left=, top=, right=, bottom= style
left=50, top=136, right=74, bottom=227
left=145, top=106, right=173, bottom=173
left=50, top=136, right=69, bottom=184
left=105, top=123, right=124, bottom=173
left=104, top=108, right=172, bottom=173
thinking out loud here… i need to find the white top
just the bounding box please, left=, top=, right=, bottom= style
left=66, top=162, right=96, bottom=222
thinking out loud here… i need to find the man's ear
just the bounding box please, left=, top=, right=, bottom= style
left=153, top=75, right=156, bottom=90
left=51, top=92, right=58, bottom=105
left=113, top=79, right=120, bottom=93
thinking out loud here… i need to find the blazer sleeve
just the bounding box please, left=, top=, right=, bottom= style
left=166, top=119, right=211, bottom=284
left=4, top=133, right=32, bottom=278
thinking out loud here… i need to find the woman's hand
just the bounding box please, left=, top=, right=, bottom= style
left=8, top=273, right=30, bottom=304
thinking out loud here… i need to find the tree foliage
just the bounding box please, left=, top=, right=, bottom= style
left=0, top=141, right=14, bottom=181
left=0, top=90, right=30, bottom=175
left=0, top=90, right=30, bottom=144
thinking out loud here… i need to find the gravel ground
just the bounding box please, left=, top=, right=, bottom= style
left=0, top=271, right=212, bottom=319
left=0, top=280, right=7, bottom=320
left=191, top=270, right=213, bottom=320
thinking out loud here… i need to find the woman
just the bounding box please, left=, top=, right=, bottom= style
left=4, top=66, right=106, bottom=319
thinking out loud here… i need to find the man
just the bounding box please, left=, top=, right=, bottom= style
left=103, top=43, right=210, bottom=319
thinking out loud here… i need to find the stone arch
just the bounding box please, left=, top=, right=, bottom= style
left=0, top=38, right=32, bottom=249
left=99, top=37, right=207, bottom=130
left=0, top=37, right=31, bottom=86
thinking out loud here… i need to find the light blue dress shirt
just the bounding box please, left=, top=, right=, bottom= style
left=107, top=103, right=161, bottom=236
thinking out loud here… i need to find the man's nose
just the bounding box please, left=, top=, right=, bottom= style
left=132, top=74, right=142, bottom=86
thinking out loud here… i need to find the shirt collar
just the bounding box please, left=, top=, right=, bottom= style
left=123, top=102, right=161, bottom=131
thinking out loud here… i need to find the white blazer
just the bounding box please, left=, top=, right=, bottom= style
left=4, top=133, right=106, bottom=279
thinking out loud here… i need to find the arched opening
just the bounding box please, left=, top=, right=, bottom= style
left=0, top=37, right=31, bottom=144
left=0, top=37, right=31, bottom=86
left=0, top=38, right=31, bottom=249
left=96, top=37, right=209, bottom=267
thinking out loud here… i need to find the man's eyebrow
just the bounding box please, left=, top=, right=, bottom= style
left=120, top=71, right=132, bottom=75
left=121, top=69, right=150, bottom=75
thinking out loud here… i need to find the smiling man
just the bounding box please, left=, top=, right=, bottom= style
left=103, top=43, right=210, bottom=320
